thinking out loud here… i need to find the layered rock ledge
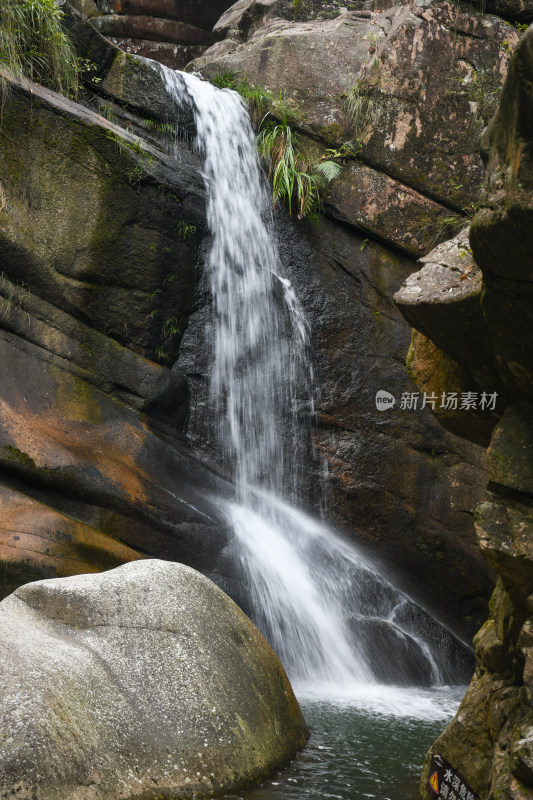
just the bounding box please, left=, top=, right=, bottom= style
left=395, top=23, right=533, bottom=800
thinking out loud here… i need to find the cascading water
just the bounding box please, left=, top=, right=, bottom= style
left=159, top=67, right=471, bottom=698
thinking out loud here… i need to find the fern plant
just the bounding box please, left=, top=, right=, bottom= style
left=0, top=0, right=79, bottom=98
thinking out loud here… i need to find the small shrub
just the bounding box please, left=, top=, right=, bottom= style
left=0, top=0, right=79, bottom=98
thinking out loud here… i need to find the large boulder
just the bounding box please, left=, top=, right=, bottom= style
left=0, top=560, right=308, bottom=799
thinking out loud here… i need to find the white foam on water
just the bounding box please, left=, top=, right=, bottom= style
left=294, top=683, right=464, bottom=722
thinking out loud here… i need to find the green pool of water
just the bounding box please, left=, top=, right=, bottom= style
left=223, top=685, right=464, bottom=800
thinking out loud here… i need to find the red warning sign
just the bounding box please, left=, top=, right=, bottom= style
left=429, top=772, right=439, bottom=794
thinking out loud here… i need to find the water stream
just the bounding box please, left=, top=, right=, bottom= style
left=159, top=66, right=467, bottom=796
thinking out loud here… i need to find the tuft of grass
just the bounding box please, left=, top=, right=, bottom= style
left=211, top=75, right=339, bottom=216
left=161, top=315, right=181, bottom=340
left=257, top=120, right=340, bottom=217
left=292, top=0, right=307, bottom=19
left=0, top=0, right=79, bottom=99
left=144, top=117, right=176, bottom=137
left=343, top=78, right=374, bottom=139
left=97, top=102, right=121, bottom=125
left=177, top=220, right=196, bottom=239
left=324, top=141, right=362, bottom=161
left=211, top=71, right=237, bottom=90
left=212, top=71, right=273, bottom=126
left=155, top=345, right=168, bottom=363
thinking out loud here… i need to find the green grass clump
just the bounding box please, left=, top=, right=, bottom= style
left=257, top=119, right=340, bottom=217
left=211, top=73, right=341, bottom=216
left=0, top=0, right=79, bottom=97
left=212, top=71, right=273, bottom=126
left=343, top=78, right=374, bottom=139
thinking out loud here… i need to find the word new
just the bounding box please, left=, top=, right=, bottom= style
left=400, top=391, right=497, bottom=411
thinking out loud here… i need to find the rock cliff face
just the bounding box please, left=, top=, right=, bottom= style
left=70, top=0, right=237, bottom=67
left=0, top=0, right=510, bottom=642
left=396, top=24, right=533, bottom=800
left=183, top=0, right=521, bottom=637
left=0, top=25, right=240, bottom=602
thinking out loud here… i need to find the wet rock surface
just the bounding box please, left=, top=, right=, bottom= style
left=394, top=24, right=533, bottom=800
left=348, top=615, right=446, bottom=687
left=275, top=214, right=491, bottom=640
left=0, top=64, right=236, bottom=599
left=0, top=560, right=308, bottom=800
left=183, top=0, right=519, bottom=639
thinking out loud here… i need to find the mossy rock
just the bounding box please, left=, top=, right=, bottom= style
left=0, top=70, right=204, bottom=361
left=0, top=560, right=308, bottom=799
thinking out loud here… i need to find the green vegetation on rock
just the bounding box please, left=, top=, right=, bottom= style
left=211, top=72, right=341, bottom=216
left=212, top=71, right=274, bottom=126
left=0, top=0, right=79, bottom=98
left=257, top=118, right=341, bottom=217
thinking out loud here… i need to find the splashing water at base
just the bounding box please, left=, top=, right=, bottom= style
left=225, top=493, right=466, bottom=695
left=220, top=690, right=464, bottom=800
left=228, top=498, right=373, bottom=685
left=158, top=66, right=472, bottom=702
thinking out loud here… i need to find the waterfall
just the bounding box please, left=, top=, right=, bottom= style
left=159, top=67, right=471, bottom=693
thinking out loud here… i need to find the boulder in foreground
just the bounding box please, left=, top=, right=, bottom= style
left=0, top=559, right=308, bottom=799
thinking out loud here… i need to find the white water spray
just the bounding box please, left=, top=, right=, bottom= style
left=159, top=67, right=469, bottom=695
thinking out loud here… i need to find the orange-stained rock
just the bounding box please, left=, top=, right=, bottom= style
left=0, top=328, right=232, bottom=600
left=0, top=485, right=144, bottom=598
left=0, top=69, right=232, bottom=601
